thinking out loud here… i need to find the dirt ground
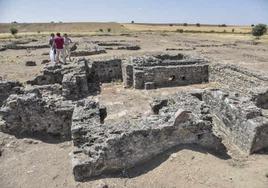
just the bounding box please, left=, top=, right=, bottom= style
left=1, top=32, right=268, bottom=188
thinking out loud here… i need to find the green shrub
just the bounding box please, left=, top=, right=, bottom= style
left=131, top=21, right=135, bottom=24
left=232, top=28, right=235, bottom=33
left=218, top=24, right=227, bottom=27
left=183, top=23, right=188, bottom=26
left=107, top=28, right=111, bottom=32
left=99, top=29, right=103, bottom=32
left=10, top=27, right=18, bottom=36
left=252, top=24, right=267, bottom=37
left=176, top=29, right=184, bottom=33
left=196, top=23, right=201, bottom=27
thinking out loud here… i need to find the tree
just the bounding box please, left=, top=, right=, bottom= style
left=176, top=29, right=183, bottom=33
left=196, top=23, right=201, bottom=27
left=183, top=23, right=188, bottom=26
left=10, top=27, right=18, bottom=36
left=107, top=28, right=111, bottom=32
left=252, top=24, right=267, bottom=38
left=131, top=21, right=135, bottom=24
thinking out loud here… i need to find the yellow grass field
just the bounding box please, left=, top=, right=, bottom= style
left=0, top=22, right=126, bottom=33
left=123, top=23, right=252, bottom=33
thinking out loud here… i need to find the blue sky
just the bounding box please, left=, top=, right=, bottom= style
left=0, top=0, right=267, bottom=25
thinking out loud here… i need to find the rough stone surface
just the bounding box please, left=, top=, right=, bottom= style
left=27, top=64, right=66, bottom=85
left=71, top=49, right=106, bottom=57
left=122, top=53, right=209, bottom=89
left=0, top=90, right=74, bottom=139
left=25, top=61, right=37, bottom=66
left=62, top=60, right=100, bottom=100
left=251, top=87, right=268, bottom=109
left=92, top=59, right=122, bottom=83
left=210, top=63, right=268, bottom=96
left=144, top=82, right=156, bottom=90
left=71, top=93, right=226, bottom=181
left=203, top=89, right=268, bottom=154
left=41, top=59, right=50, bottom=64
left=0, top=81, right=22, bottom=107
left=27, top=60, right=100, bottom=100
left=121, top=63, right=133, bottom=88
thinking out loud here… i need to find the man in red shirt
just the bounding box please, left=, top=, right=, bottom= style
left=54, top=33, right=66, bottom=64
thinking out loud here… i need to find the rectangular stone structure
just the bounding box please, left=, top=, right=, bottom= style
left=122, top=53, right=209, bottom=89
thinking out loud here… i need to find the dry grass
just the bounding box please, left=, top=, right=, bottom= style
left=0, top=22, right=126, bottom=33
left=123, top=23, right=252, bottom=33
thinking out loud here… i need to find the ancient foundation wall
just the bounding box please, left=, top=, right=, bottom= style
left=71, top=94, right=226, bottom=181
left=203, top=89, right=268, bottom=154
left=0, top=81, right=22, bottom=107
left=0, top=92, right=74, bottom=139
left=121, top=63, right=133, bottom=88
left=92, top=59, right=122, bottom=83
left=133, top=65, right=209, bottom=89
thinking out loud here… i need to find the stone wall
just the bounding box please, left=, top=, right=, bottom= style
left=71, top=93, right=226, bottom=181
left=210, top=63, right=268, bottom=96
left=27, top=60, right=100, bottom=100
left=0, top=91, right=74, bottom=139
left=92, top=59, right=122, bottom=83
left=132, top=64, right=209, bottom=89
left=121, top=63, right=133, bottom=88
left=122, top=54, right=209, bottom=89
left=0, top=81, right=22, bottom=107
left=203, top=89, right=268, bottom=154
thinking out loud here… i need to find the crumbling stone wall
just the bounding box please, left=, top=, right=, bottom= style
left=203, top=89, right=268, bottom=154
left=132, top=64, right=209, bottom=89
left=92, top=59, right=122, bottom=83
left=210, top=63, right=268, bottom=96
left=62, top=60, right=100, bottom=100
left=71, top=93, right=226, bottom=181
left=27, top=60, right=100, bottom=100
left=0, top=90, right=74, bottom=139
left=27, top=64, right=66, bottom=85
left=122, top=54, right=209, bottom=89
left=0, top=81, right=22, bottom=107
left=121, top=63, right=133, bottom=88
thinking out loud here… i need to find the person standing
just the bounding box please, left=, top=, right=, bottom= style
left=54, top=33, right=66, bottom=64
left=49, top=33, right=55, bottom=64
left=63, top=33, right=72, bottom=61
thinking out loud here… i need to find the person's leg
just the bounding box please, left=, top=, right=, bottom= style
left=66, top=46, right=71, bottom=61
left=61, top=49, right=66, bottom=64
left=50, top=48, right=54, bottom=63
left=55, top=49, right=60, bottom=63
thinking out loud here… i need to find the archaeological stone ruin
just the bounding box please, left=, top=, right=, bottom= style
left=122, top=54, right=209, bottom=89
left=0, top=52, right=267, bottom=181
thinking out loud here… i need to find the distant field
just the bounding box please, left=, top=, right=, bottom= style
left=123, top=23, right=252, bottom=33
left=0, top=22, right=253, bottom=34
left=0, top=22, right=126, bottom=33
left=1, top=22, right=267, bottom=43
